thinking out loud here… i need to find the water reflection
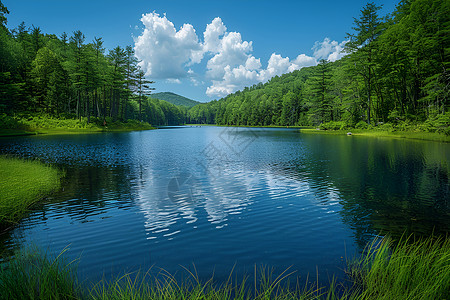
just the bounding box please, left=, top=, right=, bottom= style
left=296, top=134, right=449, bottom=246
left=0, top=128, right=448, bottom=283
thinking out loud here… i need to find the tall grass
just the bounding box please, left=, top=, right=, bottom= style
left=0, top=156, right=64, bottom=227
left=0, top=235, right=448, bottom=299
left=348, top=235, right=450, bottom=300
left=88, top=265, right=329, bottom=300
left=0, top=246, right=80, bottom=300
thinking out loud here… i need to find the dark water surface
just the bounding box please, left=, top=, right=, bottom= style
left=0, top=127, right=449, bottom=285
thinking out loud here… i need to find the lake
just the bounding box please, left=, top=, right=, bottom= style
left=0, top=126, right=449, bottom=286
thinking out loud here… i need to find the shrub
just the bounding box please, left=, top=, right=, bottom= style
left=355, top=121, right=368, bottom=129
left=319, top=121, right=348, bottom=130
left=378, top=123, right=395, bottom=132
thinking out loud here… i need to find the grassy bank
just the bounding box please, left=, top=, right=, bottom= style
left=300, top=128, right=450, bottom=143
left=0, top=114, right=155, bottom=137
left=1, top=235, right=448, bottom=299
left=0, top=156, right=64, bottom=227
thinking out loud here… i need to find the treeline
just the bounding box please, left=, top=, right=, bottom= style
left=0, top=1, right=186, bottom=126
left=187, top=0, right=449, bottom=132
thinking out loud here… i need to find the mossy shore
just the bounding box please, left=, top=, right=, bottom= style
left=0, top=114, right=155, bottom=137
left=0, top=156, right=64, bottom=228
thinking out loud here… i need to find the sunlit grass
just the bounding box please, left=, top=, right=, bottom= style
left=0, top=114, right=155, bottom=136
left=347, top=235, right=450, bottom=300
left=0, top=156, right=64, bottom=227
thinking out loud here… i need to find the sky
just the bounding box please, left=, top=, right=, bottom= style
left=4, top=0, right=397, bottom=102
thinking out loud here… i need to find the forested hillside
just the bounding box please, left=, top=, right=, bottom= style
left=1, top=0, right=448, bottom=131
left=0, top=1, right=185, bottom=126
left=188, top=0, right=449, bottom=133
left=151, top=92, right=200, bottom=108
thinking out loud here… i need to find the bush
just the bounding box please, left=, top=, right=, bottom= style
left=0, top=114, right=29, bottom=130
left=319, top=121, right=349, bottom=130
left=377, top=123, right=395, bottom=132
left=423, top=112, right=450, bottom=134
left=387, top=109, right=404, bottom=124
left=355, top=121, right=368, bottom=129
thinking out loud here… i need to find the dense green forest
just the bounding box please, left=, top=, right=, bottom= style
left=187, top=0, right=449, bottom=134
left=0, top=0, right=448, bottom=132
left=151, top=92, right=200, bottom=108
left=0, top=1, right=186, bottom=127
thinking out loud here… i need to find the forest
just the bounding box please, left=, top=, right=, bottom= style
left=0, top=1, right=186, bottom=127
left=187, top=0, right=449, bottom=134
left=0, top=0, right=448, bottom=132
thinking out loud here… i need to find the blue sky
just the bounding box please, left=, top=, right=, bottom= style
left=4, top=0, right=397, bottom=102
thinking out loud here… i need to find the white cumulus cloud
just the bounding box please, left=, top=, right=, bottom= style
left=134, top=13, right=347, bottom=98
left=134, top=12, right=202, bottom=80
left=313, top=38, right=348, bottom=62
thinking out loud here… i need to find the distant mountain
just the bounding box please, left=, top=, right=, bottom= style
left=150, top=92, right=200, bottom=108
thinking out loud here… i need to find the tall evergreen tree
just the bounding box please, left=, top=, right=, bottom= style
left=346, top=2, right=384, bottom=124
left=136, top=67, right=154, bottom=122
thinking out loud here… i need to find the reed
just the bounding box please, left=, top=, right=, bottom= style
left=347, top=235, right=450, bottom=299
left=0, top=234, right=448, bottom=299
left=0, top=246, right=80, bottom=300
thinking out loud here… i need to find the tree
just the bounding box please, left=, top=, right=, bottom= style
left=123, top=45, right=138, bottom=120
left=108, top=46, right=126, bottom=120
left=136, top=67, right=154, bottom=121
left=30, top=25, right=43, bottom=59
left=92, top=37, right=105, bottom=119
left=308, top=59, right=333, bottom=124
left=70, top=30, right=85, bottom=118
left=346, top=2, right=384, bottom=124
left=0, top=0, right=9, bottom=30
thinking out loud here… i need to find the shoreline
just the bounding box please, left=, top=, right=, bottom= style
left=187, top=124, right=450, bottom=143
left=185, top=123, right=310, bottom=129
left=0, top=156, right=64, bottom=228
left=300, top=128, right=450, bottom=143
left=0, top=126, right=157, bottom=138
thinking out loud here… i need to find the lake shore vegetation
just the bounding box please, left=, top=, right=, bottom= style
left=0, top=156, right=63, bottom=228
left=0, top=113, right=155, bottom=136
left=0, top=235, right=448, bottom=299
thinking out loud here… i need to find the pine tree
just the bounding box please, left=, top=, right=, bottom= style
left=136, top=67, right=154, bottom=122
left=346, top=2, right=384, bottom=124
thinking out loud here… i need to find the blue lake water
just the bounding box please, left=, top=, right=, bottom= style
left=0, top=127, right=449, bottom=286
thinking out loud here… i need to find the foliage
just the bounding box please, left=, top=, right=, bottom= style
left=0, top=2, right=191, bottom=128
left=187, top=0, right=449, bottom=131
left=355, top=121, right=368, bottom=129
left=151, top=92, right=200, bottom=108
left=1, top=0, right=447, bottom=129
left=319, top=121, right=349, bottom=131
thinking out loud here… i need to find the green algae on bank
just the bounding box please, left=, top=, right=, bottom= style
left=0, top=156, right=64, bottom=227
